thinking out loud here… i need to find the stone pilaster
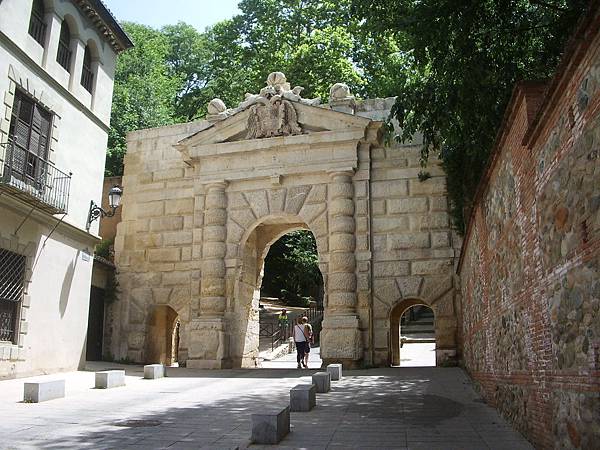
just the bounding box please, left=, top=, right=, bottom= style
left=187, top=181, right=230, bottom=369
left=320, top=169, right=363, bottom=368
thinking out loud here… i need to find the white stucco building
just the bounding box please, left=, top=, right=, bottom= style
left=0, top=0, right=131, bottom=378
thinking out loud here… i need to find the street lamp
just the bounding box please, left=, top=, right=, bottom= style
left=86, top=185, right=123, bottom=231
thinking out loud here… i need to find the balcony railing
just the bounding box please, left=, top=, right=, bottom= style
left=0, top=140, right=71, bottom=214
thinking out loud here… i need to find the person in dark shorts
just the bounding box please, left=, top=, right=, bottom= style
left=293, top=316, right=308, bottom=368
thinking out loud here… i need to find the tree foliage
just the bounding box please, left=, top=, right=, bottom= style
left=106, top=23, right=179, bottom=176
left=261, top=231, right=322, bottom=306
left=106, top=1, right=404, bottom=175
left=352, top=0, right=588, bottom=232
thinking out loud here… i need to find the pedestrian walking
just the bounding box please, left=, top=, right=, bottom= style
left=278, top=309, right=289, bottom=339
left=293, top=316, right=308, bottom=369
left=302, top=316, right=313, bottom=369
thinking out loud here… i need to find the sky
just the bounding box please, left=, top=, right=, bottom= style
left=102, top=0, right=241, bottom=31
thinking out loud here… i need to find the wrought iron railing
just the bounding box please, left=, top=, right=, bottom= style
left=0, top=140, right=71, bottom=214
left=259, top=304, right=324, bottom=351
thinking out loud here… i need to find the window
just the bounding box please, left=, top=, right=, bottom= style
left=6, top=90, right=52, bottom=188
left=0, top=248, right=26, bottom=344
left=81, top=45, right=94, bottom=93
left=56, top=20, right=71, bottom=71
left=28, top=0, right=46, bottom=46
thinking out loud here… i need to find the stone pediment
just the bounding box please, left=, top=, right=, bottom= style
left=174, top=73, right=383, bottom=183
left=175, top=72, right=375, bottom=158
left=177, top=101, right=372, bottom=148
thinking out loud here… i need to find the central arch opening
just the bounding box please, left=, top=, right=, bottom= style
left=232, top=216, right=324, bottom=368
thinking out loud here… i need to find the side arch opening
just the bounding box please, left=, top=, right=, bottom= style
left=390, top=299, right=436, bottom=367
left=146, top=305, right=179, bottom=365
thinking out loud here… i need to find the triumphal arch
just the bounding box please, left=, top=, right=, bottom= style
left=110, top=73, right=461, bottom=369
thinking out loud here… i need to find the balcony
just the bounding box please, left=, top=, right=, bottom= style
left=0, top=140, right=71, bottom=214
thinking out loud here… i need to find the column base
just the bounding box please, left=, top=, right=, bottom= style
left=320, top=315, right=363, bottom=367
left=186, top=317, right=231, bottom=369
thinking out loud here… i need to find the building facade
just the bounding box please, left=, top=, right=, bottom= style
left=0, top=0, right=131, bottom=378
left=111, top=74, right=461, bottom=369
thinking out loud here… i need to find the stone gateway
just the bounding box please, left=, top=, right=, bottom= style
left=110, top=73, right=460, bottom=369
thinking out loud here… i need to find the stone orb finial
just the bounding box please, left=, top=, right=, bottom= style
left=207, top=98, right=227, bottom=115
left=329, top=82, right=352, bottom=100
left=267, top=72, right=287, bottom=87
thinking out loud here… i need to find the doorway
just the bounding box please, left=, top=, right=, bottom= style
left=146, top=305, right=179, bottom=365
left=390, top=300, right=436, bottom=367
left=86, top=286, right=105, bottom=361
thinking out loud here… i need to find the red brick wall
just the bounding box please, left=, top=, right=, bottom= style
left=458, top=9, right=600, bottom=450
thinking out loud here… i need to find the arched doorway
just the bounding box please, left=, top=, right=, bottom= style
left=390, top=299, right=436, bottom=367
left=258, top=229, right=324, bottom=362
left=231, top=215, right=325, bottom=368
left=146, top=305, right=179, bottom=365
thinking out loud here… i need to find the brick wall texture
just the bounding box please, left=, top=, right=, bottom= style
left=458, top=8, right=600, bottom=449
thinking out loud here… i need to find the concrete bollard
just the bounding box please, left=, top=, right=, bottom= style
left=251, top=406, right=290, bottom=444
left=290, top=384, right=316, bottom=412
left=327, top=363, right=343, bottom=381
left=143, top=364, right=165, bottom=379
left=95, top=370, right=126, bottom=389
left=23, top=380, right=65, bottom=402
left=312, top=371, right=331, bottom=393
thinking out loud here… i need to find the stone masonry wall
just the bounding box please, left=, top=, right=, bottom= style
left=458, top=11, right=600, bottom=449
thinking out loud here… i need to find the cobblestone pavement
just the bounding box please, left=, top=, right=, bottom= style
left=0, top=360, right=533, bottom=450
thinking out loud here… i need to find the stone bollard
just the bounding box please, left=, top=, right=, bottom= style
left=95, top=370, right=126, bottom=389
left=24, top=380, right=65, bottom=402
left=312, top=371, right=331, bottom=393
left=144, top=364, right=165, bottom=379
left=290, top=384, right=316, bottom=412
left=251, top=406, right=290, bottom=444
left=327, top=363, right=343, bottom=381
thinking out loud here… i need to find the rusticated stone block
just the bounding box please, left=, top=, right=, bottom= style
left=95, top=370, right=126, bottom=389
left=290, top=384, right=316, bottom=411
left=24, top=380, right=65, bottom=402
left=251, top=406, right=290, bottom=444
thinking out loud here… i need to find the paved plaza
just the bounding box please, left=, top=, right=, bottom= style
left=0, top=349, right=532, bottom=450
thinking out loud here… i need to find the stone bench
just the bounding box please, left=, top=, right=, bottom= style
left=95, top=370, right=126, bottom=389
left=327, top=363, right=343, bottom=381
left=23, top=380, right=65, bottom=403
left=312, top=371, right=331, bottom=393
left=144, top=364, right=165, bottom=379
left=251, top=405, right=290, bottom=444
left=290, top=383, right=316, bottom=412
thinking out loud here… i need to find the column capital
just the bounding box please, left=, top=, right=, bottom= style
left=327, top=168, right=355, bottom=180
left=204, top=180, right=228, bottom=192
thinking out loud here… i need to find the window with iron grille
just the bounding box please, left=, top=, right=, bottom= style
left=28, top=0, right=46, bottom=46
left=6, top=89, right=52, bottom=189
left=81, top=45, right=94, bottom=93
left=0, top=248, right=26, bottom=343
left=56, top=20, right=71, bottom=72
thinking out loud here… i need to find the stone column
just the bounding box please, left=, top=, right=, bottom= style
left=321, top=169, right=362, bottom=367
left=187, top=181, right=230, bottom=369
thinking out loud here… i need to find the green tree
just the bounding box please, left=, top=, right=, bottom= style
left=106, top=22, right=180, bottom=176
left=261, top=230, right=322, bottom=306
left=352, top=0, right=588, bottom=232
